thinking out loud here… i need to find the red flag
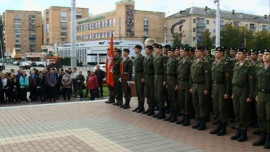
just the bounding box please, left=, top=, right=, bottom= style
left=106, top=36, right=114, bottom=87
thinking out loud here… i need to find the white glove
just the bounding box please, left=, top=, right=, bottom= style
left=127, top=81, right=131, bottom=87
left=119, top=78, right=122, bottom=82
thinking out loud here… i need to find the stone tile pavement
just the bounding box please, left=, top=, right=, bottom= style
left=0, top=98, right=267, bottom=152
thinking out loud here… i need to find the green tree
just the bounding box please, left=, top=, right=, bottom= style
left=239, top=26, right=256, bottom=49
left=255, top=30, right=270, bottom=49
left=199, top=29, right=214, bottom=48
left=220, top=24, right=242, bottom=48
left=172, top=34, right=182, bottom=48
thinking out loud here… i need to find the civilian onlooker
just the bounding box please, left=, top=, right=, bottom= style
left=76, top=71, right=85, bottom=101
left=8, top=73, right=19, bottom=103
left=0, top=73, right=4, bottom=103
left=71, top=68, right=78, bottom=98
left=2, top=73, right=9, bottom=102
left=19, top=71, right=29, bottom=103
left=95, top=65, right=106, bottom=97
left=29, top=70, right=38, bottom=101
left=84, top=71, right=91, bottom=99
left=46, top=68, right=57, bottom=102
left=87, top=71, right=98, bottom=100
left=61, top=70, right=72, bottom=101
left=36, top=71, right=44, bottom=102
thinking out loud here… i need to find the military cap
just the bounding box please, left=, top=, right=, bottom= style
left=168, top=48, right=175, bottom=52
left=237, top=48, right=248, bottom=52
left=230, top=47, right=237, bottom=51
left=189, top=47, right=195, bottom=52
left=196, top=46, right=204, bottom=51
left=123, top=48, right=130, bottom=53
left=164, top=44, right=171, bottom=49
left=215, top=47, right=225, bottom=52
left=145, top=45, right=153, bottom=50
left=265, top=49, right=270, bottom=53
left=175, top=46, right=180, bottom=50
left=221, top=46, right=227, bottom=50
left=258, top=50, right=265, bottom=54
left=153, top=43, right=163, bottom=49
left=134, top=44, right=142, bottom=50
left=181, top=47, right=189, bottom=52
left=251, top=49, right=259, bottom=54
left=204, top=46, right=209, bottom=50
left=114, top=47, right=121, bottom=52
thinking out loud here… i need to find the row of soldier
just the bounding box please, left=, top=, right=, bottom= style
left=105, top=44, right=270, bottom=149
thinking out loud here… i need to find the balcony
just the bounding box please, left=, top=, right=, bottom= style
left=197, top=23, right=206, bottom=28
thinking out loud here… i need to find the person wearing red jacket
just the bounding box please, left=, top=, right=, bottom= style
left=87, top=71, right=98, bottom=100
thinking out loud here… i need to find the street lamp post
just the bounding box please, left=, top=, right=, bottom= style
left=70, top=0, right=77, bottom=68
left=214, top=0, right=221, bottom=47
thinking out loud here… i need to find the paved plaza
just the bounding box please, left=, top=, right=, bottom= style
left=0, top=98, right=267, bottom=152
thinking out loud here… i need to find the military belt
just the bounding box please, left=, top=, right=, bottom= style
left=155, top=73, right=163, bottom=75
left=193, top=81, right=205, bottom=85
left=166, top=74, right=176, bottom=76
left=259, top=88, right=270, bottom=94
left=212, top=80, right=225, bottom=84
left=233, top=84, right=247, bottom=88
left=179, top=78, right=189, bottom=82
left=135, top=70, right=143, bottom=73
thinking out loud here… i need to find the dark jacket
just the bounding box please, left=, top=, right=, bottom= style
left=95, top=69, right=105, bottom=83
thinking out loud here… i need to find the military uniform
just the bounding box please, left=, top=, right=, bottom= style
left=176, top=56, right=192, bottom=126
left=253, top=49, right=270, bottom=148
left=142, top=53, right=155, bottom=115
left=120, top=53, right=133, bottom=109
left=133, top=52, right=145, bottom=113
left=210, top=50, right=231, bottom=136
left=164, top=51, right=178, bottom=122
left=153, top=45, right=167, bottom=119
left=231, top=50, right=255, bottom=142
left=190, top=54, right=211, bottom=130
left=113, top=55, right=123, bottom=106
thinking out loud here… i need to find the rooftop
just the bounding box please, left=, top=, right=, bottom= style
left=167, top=7, right=270, bottom=24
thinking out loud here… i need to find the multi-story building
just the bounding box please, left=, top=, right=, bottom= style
left=43, top=6, right=89, bottom=46
left=76, top=0, right=165, bottom=43
left=2, top=10, right=42, bottom=58
left=166, top=7, right=270, bottom=46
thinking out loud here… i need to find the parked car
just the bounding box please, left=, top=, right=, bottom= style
left=19, top=61, right=31, bottom=70
left=0, top=62, right=5, bottom=71
left=93, top=64, right=106, bottom=72
left=13, top=61, right=20, bottom=66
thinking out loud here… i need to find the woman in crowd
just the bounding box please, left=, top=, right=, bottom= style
left=8, top=73, right=19, bottom=103
left=87, top=70, right=98, bottom=100
left=19, top=71, right=29, bottom=103
left=61, top=70, right=72, bottom=101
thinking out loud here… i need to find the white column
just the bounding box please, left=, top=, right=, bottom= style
left=70, top=0, right=77, bottom=68
left=215, top=0, right=221, bottom=47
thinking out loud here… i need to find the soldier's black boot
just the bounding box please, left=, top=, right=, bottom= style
left=237, top=130, right=248, bottom=142
left=165, top=105, right=171, bottom=114
left=153, top=109, right=160, bottom=118
left=253, top=129, right=261, bottom=135
left=182, top=115, right=190, bottom=126
left=192, top=118, right=201, bottom=129
left=123, top=100, right=130, bottom=109
left=264, top=133, right=270, bottom=149
left=120, top=101, right=126, bottom=108
left=105, top=95, right=112, bottom=103
left=157, top=108, right=166, bottom=119
left=197, top=119, right=206, bottom=131
left=147, top=106, right=155, bottom=116
left=217, top=123, right=227, bottom=136
left=132, top=102, right=140, bottom=112
left=253, top=132, right=266, bottom=146
left=143, top=106, right=150, bottom=114
left=176, top=115, right=186, bottom=125
left=164, top=110, right=173, bottom=121
left=210, top=121, right=221, bottom=134
left=231, top=129, right=241, bottom=140
left=169, top=111, right=177, bottom=123
left=137, top=102, right=145, bottom=113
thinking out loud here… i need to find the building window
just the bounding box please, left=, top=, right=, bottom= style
left=193, top=37, right=196, bottom=41
left=193, top=28, right=196, bottom=32
left=206, top=20, right=209, bottom=24
left=143, top=18, right=149, bottom=37
left=213, top=20, right=216, bottom=24
left=193, top=19, right=196, bottom=23
left=213, top=29, right=216, bottom=33
left=112, top=19, right=115, bottom=26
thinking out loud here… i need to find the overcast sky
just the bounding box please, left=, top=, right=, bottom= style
left=0, top=0, right=269, bottom=17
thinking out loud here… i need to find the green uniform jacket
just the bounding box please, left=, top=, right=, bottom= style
left=177, top=58, right=192, bottom=89
left=211, top=59, right=231, bottom=95
left=121, top=57, right=133, bottom=81
left=165, top=57, right=178, bottom=82
left=154, top=54, right=167, bottom=81
left=255, top=64, right=270, bottom=95
left=190, top=57, right=211, bottom=91
left=143, top=54, right=154, bottom=78
left=134, top=53, right=144, bottom=73
left=113, top=56, right=122, bottom=77
left=232, top=61, right=255, bottom=98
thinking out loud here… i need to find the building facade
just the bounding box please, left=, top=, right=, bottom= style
left=76, top=0, right=165, bottom=43
left=43, top=6, right=89, bottom=46
left=2, top=10, right=42, bottom=58
left=166, top=7, right=270, bottom=46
